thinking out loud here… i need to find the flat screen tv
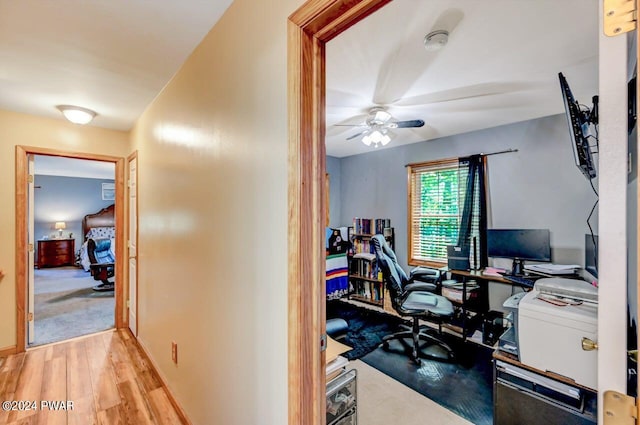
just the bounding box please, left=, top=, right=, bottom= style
left=558, top=72, right=597, bottom=180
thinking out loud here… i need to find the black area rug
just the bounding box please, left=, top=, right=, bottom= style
left=327, top=299, right=494, bottom=425
left=326, top=300, right=404, bottom=360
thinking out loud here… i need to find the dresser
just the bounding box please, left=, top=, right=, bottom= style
left=36, top=239, right=75, bottom=268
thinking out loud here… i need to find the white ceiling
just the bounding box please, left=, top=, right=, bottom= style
left=0, top=0, right=598, bottom=156
left=326, top=0, right=599, bottom=157
left=0, top=0, right=233, bottom=130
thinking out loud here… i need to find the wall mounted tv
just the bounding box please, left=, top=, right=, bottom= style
left=558, top=72, right=598, bottom=180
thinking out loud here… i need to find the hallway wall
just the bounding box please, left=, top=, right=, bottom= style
left=129, top=0, right=303, bottom=422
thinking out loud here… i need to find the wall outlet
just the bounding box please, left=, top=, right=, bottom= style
left=171, top=341, right=178, bottom=364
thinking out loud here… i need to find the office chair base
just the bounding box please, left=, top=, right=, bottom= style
left=93, top=281, right=115, bottom=292
left=381, top=321, right=455, bottom=364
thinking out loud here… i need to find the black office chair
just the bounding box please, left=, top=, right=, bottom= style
left=371, top=234, right=455, bottom=364
left=87, top=237, right=115, bottom=292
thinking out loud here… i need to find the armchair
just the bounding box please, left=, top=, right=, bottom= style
left=87, top=238, right=115, bottom=292
left=371, top=234, right=455, bottom=364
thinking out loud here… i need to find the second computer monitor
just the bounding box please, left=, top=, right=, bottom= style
left=487, top=229, right=551, bottom=275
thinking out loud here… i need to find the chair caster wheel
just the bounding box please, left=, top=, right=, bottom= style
left=412, top=356, right=421, bottom=366
left=382, top=341, right=389, bottom=350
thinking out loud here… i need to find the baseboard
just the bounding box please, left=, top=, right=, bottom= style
left=128, top=329, right=192, bottom=425
left=0, top=345, right=17, bottom=357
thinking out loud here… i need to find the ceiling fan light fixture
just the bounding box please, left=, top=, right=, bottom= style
left=362, top=129, right=392, bottom=148
left=371, top=108, right=391, bottom=123
left=424, top=30, right=449, bottom=51
left=56, top=105, right=97, bottom=125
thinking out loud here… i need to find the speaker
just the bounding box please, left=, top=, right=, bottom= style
left=447, top=245, right=470, bottom=270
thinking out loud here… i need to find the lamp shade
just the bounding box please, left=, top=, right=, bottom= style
left=56, top=105, right=97, bottom=125
left=54, top=222, right=66, bottom=230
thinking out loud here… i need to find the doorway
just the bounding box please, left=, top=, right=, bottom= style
left=15, top=146, right=126, bottom=352
left=287, top=1, right=631, bottom=424
left=28, top=155, right=116, bottom=346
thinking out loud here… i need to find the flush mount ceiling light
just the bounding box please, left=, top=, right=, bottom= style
left=424, top=30, right=449, bottom=51
left=56, top=105, right=97, bottom=125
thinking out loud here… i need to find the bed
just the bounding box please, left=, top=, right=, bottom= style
left=79, top=204, right=115, bottom=271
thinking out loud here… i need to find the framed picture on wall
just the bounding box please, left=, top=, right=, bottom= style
left=102, top=183, right=115, bottom=201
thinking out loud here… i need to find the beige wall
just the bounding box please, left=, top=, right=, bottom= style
left=129, top=0, right=302, bottom=423
left=0, top=109, right=130, bottom=350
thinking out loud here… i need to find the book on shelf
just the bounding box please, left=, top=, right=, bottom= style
left=352, top=217, right=392, bottom=236
left=353, top=252, right=375, bottom=261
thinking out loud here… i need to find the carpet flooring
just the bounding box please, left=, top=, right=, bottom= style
left=328, top=299, right=493, bottom=425
left=32, top=266, right=114, bottom=346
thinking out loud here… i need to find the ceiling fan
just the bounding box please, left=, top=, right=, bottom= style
left=342, top=107, right=425, bottom=148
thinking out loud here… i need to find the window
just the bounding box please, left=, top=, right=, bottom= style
left=408, top=159, right=463, bottom=265
left=408, top=156, right=487, bottom=267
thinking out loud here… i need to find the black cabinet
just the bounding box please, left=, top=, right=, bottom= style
left=494, top=359, right=596, bottom=425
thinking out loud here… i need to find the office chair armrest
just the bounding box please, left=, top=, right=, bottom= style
left=409, top=266, right=441, bottom=280
left=404, top=282, right=438, bottom=292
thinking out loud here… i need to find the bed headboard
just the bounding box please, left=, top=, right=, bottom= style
left=82, top=204, right=115, bottom=240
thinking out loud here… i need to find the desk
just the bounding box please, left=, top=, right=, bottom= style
left=446, top=269, right=530, bottom=340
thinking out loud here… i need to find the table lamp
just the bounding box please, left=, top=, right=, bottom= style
left=54, top=221, right=66, bottom=238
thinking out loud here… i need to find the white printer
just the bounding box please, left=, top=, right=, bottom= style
left=518, top=278, right=598, bottom=389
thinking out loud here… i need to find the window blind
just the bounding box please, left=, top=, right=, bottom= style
left=408, top=159, right=462, bottom=265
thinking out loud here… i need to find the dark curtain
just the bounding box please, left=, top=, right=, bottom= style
left=456, top=154, right=488, bottom=269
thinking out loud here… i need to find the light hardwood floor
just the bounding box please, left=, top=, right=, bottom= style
left=0, top=330, right=185, bottom=425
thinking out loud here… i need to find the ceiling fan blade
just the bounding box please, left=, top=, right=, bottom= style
left=347, top=130, right=367, bottom=141
left=394, top=82, right=542, bottom=107
left=394, top=119, right=425, bottom=128
left=372, top=8, right=464, bottom=105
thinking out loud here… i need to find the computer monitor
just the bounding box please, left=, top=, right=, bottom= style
left=487, top=229, right=551, bottom=276
left=585, top=233, right=598, bottom=278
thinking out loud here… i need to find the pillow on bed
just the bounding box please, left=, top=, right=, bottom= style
left=86, top=226, right=115, bottom=239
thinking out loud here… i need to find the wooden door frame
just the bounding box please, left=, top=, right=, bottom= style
left=15, top=145, right=126, bottom=352
left=126, top=150, right=138, bottom=336
left=287, top=1, right=390, bottom=423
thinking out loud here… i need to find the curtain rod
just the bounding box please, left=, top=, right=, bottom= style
left=405, top=148, right=518, bottom=167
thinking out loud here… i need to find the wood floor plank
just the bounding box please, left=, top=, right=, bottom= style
left=84, top=335, right=121, bottom=412
left=8, top=349, right=46, bottom=422
left=101, top=332, right=136, bottom=384
left=96, top=403, right=126, bottom=425
left=37, top=355, right=67, bottom=425
left=65, top=341, right=94, bottom=402
left=1, top=353, right=26, bottom=393
left=117, top=380, right=155, bottom=425
left=147, top=388, right=183, bottom=425
left=0, top=330, right=186, bottom=425
left=66, top=396, right=98, bottom=425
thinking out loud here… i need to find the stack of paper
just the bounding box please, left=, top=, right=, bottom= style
left=524, top=263, right=580, bottom=275
left=482, top=267, right=506, bottom=277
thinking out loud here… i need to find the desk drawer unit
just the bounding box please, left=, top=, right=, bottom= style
left=494, top=360, right=596, bottom=425
left=326, top=369, right=357, bottom=425
left=37, top=239, right=75, bottom=268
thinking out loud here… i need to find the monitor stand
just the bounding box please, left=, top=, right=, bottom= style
left=511, top=258, right=525, bottom=276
